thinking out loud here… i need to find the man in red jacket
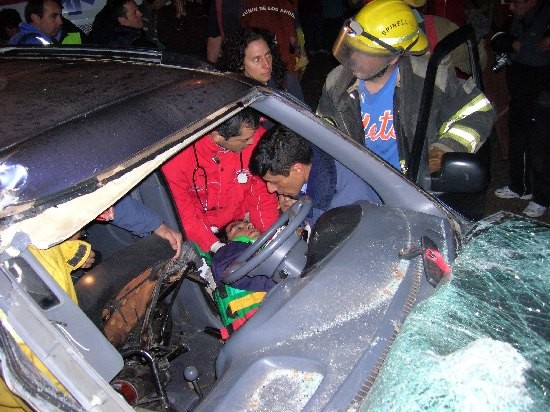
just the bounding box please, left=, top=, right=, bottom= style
left=162, top=108, right=279, bottom=254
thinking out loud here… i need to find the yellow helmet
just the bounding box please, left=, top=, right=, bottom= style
left=333, top=0, right=428, bottom=60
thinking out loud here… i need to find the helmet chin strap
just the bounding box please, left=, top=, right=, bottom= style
left=362, top=60, right=394, bottom=80
left=356, top=58, right=397, bottom=81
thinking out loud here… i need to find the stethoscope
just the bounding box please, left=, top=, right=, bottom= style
left=192, top=144, right=248, bottom=213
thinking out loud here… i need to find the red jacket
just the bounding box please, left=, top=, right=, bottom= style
left=162, top=127, right=278, bottom=252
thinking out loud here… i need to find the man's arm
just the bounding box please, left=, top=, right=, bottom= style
left=112, top=196, right=182, bottom=258
left=112, top=196, right=163, bottom=235
left=153, top=223, right=183, bottom=258
left=206, top=0, right=222, bottom=63
left=207, top=36, right=223, bottom=63
left=428, top=64, right=495, bottom=172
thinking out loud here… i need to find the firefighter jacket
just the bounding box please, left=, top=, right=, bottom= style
left=0, top=240, right=93, bottom=408
left=162, top=128, right=278, bottom=252
left=316, top=55, right=495, bottom=174
left=29, top=240, right=92, bottom=304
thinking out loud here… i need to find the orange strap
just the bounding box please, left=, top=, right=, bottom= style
left=423, top=15, right=439, bottom=54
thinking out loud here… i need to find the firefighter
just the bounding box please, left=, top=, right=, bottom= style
left=317, top=0, right=495, bottom=176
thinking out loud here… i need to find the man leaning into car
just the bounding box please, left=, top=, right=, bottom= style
left=249, top=125, right=380, bottom=224
left=162, top=108, right=279, bottom=255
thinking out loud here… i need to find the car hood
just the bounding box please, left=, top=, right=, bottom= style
left=0, top=49, right=256, bottom=252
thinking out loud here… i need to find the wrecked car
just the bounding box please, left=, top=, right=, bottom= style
left=0, top=47, right=547, bottom=411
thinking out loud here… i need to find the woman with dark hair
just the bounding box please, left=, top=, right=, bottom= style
left=217, top=27, right=304, bottom=102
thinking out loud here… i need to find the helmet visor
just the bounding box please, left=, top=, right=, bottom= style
left=333, top=24, right=398, bottom=79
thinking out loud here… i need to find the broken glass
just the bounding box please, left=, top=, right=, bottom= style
left=362, top=212, right=549, bottom=411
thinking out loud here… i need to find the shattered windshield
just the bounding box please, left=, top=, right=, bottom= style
left=361, top=212, right=549, bottom=411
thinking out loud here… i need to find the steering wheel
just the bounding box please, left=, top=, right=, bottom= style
left=222, top=197, right=312, bottom=284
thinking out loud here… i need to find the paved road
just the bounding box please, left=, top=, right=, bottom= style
left=158, top=2, right=549, bottom=224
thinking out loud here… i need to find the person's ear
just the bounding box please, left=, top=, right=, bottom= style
left=291, top=163, right=305, bottom=175
left=210, top=131, right=225, bottom=144
left=117, top=16, right=127, bottom=26
left=30, top=13, right=41, bottom=26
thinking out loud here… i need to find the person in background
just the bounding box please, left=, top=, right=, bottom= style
left=9, top=0, right=59, bottom=45
left=205, top=0, right=241, bottom=62
left=317, top=0, right=494, bottom=176
left=88, top=0, right=156, bottom=47
left=8, top=0, right=84, bottom=45
left=140, top=0, right=166, bottom=48
left=403, top=0, right=488, bottom=75
left=250, top=125, right=380, bottom=225
left=0, top=8, right=22, bottom=44
left=217, top=27, right=305, bottom=102
left=491, top=0, right=550, bottom=218
left=162, top=108, right=279, bottom=255
left=239, top=0, right=303, bottom=75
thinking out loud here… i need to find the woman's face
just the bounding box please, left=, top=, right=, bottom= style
left=243, top=39, right=273, bottom=84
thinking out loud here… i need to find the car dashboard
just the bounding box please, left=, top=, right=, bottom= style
left=200, top=200, right=456, bottom=411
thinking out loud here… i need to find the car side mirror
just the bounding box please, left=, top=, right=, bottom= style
left=430, top=152, right=489, bottom=193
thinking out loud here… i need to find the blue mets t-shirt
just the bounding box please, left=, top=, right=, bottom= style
left=359, top=68, right=399, bottom=170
